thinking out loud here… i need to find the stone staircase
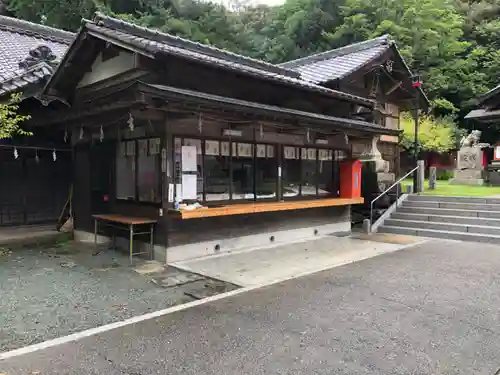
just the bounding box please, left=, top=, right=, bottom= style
left=377, top=195, right=500, bottom=243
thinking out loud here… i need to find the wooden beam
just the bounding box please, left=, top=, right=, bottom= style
left=31, top=101, right=145, bottom=127
left=169, top=198, right=364, bottom=219
left=385, top=81, right=403, bottom=96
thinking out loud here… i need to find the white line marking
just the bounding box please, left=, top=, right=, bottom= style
left=0, top=239, right=426, bottom=361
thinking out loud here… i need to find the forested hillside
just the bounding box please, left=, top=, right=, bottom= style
left=3, top=0, right=500, bottom=140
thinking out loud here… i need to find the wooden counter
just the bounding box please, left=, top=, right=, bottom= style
left=169, top=197, right=364, bottom=219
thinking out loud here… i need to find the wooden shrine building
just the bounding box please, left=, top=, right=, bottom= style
left=0, top=16, right=73, bottom=226
left=2, top=13, right=426, bottom=262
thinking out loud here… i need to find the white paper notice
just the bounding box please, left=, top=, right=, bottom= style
left=168, top=183, right=174, bottom=202
left=181, top=146, right=197, bottom=172
left=182, top=174, right=197, bottom=200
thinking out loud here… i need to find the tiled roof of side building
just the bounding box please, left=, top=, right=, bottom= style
left=49, top=13, right=373, bottom=107
left=279, top=35, right=391, bottom=83
left=0, top=15, right=74, bottom=97
left=0, top=15, right=74, bottom=78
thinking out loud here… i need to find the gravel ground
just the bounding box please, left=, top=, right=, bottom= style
left=0, top=243, right=199, bottom=351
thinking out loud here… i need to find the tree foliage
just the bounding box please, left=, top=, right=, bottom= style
left=4, top=0, right=500, bottom=141
left=400, top=113, right=463, bottom=153
left=0, top=93, right=31, bottom=139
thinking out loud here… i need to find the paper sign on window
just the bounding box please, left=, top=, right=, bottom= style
left=149, top=138, right=161, bottom=155
left=256, top=144, right=266, bottom=158
left=221, top=141, right=230, bottom=156
left=266, top=145, right=275, bottom=158
left=307, top=148, right=316, bottom=160
left=301, top=148, right=307, bottom=160
left=318, top=149, right=328, bottom=161
left=205, top=140, right=220, bottom=156
left=238, top=143, right=252, bottom=157
left=184, top=138, right=202, bottom=155
left=284, top=146, right=296, bottom=159
left=182, top=174, right=197, bottom=200
left=181, top=146, right=197, bottom=172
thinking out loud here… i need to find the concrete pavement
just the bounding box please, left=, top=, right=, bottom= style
left=173, top=234, right=423, bottom=286
left=3, top=239, right=500, bottom=374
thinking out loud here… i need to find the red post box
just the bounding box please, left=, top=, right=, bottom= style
left=339, top=159, right=362, bottom=199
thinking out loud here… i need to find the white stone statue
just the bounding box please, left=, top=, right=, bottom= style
left=460, top=130, right=481, bottom=148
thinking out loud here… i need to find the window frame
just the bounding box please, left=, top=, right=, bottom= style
left=281, top=144, right=344, bottom=201
left=115, top=136, right=162, bottom=206
left=172, top=135, right=348, bottom=205
left=174, top=135, right=279, bottom=205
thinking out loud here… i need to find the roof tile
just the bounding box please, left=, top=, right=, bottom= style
left=0, top=15, right=73, bottom=95
left=80, top=16, right=374, bottom=107
left=280, top=36, right=391, bottom=83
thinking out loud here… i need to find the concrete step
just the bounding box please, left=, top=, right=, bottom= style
left=397, top=206, right=500, bottom=219
left=379, top=225, right=500, bottom=244
left=383, top=219, right=500, bottom=236
left=391, top=212, right=500, bottom=227
left=401, top=200, right=500, bottom=211
left=407, top=195, right=500, bottom=204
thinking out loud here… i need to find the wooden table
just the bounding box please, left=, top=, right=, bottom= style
left=92, top=214, right=157, bottom=264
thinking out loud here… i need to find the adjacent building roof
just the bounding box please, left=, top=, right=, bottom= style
left=280, top=35, right=429, bottom=109
left=44, top=13, right=375, bottom=107
left=477, top=84, right=500, bottom=107
left=280, top=35, right=391, bottom=84
left=0, top=15, right=74, bottom=97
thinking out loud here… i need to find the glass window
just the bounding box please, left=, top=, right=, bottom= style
left=116, top=138, right=161, bottom=203
left=231, top=142, right=254, bottom=200
left=184, top=138, right=203, bottom=201
left=138, top=139, right=161, bottom=203
left=301, top=148, right=317, bottom=196
left=318, top=149, right=333, bottom=196
left=255, top=144, right=277, bottom=199
left=116, top=141, right=136, bottom=200
left=282, top=146, right=301, bottom=198
left=205, top=140, right=230, bottom=201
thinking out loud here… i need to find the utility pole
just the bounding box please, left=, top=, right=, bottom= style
left=411, top=73, right=422, bottom=192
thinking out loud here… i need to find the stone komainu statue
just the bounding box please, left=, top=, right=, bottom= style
left=460, top=130, right=481, bottom=148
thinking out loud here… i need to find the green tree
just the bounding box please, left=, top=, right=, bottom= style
left=400, top=113, right=462, bottom=153
left=0, top=93, right=32, bottom=139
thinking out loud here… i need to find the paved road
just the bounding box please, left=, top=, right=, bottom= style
left=2, top=240, right=500, bottom=374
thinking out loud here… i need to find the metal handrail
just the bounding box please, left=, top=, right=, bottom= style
left=369, top=165, right=420, bottom=227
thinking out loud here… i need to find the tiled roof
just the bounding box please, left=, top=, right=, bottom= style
left=478, top=84, right=500, bottom=106
left=0, top=15, right=73, bottom=96
left=0, top=63, right=54, bottom=96
left=279, top=35, right=391, bottom=84
left=47, top=13, right=375, bottom=107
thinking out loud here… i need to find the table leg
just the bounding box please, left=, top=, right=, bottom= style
left=150, top=224, right=154, bottom=260
left=94, top=219, right=98, bottom=246
left=129, top=224, right=134, bottom=264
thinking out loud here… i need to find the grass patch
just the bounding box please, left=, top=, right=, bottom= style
left=402, top=179, right=500, bottom=197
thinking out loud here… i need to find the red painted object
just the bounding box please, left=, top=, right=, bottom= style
left=339, top=160, right=362, bottom=199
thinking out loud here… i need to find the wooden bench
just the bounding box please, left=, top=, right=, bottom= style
left=92, top=214, right=157, bottom=264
